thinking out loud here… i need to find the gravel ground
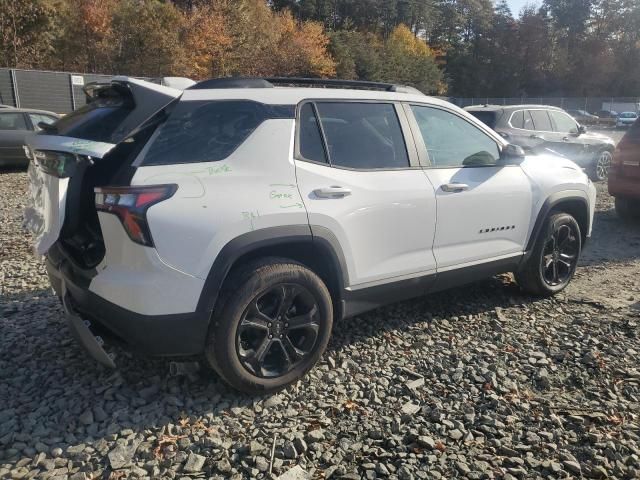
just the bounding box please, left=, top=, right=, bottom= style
left=1, top=171, right=639, bottom=480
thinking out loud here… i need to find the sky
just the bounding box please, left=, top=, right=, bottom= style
left=506, top=0, right=539, bottom=16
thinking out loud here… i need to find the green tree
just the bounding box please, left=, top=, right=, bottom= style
left=0, top=0, right=53, bottom=68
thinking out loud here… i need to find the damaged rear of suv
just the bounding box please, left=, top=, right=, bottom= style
left=28, top=77, right=595, bottom=394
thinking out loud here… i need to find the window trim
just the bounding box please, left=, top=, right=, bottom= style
left=294, top=98, right=420, bottom=171
left=406, top=102, right=507, bottom=169
left=507, top=108, right=578, bottom=134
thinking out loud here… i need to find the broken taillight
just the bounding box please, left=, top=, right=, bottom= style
left=95, top=184, right=177, bottom=247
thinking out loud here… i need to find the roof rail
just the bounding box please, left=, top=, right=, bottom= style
left=188, top=76, right=424, bottom=94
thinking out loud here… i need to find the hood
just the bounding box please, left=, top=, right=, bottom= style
left=521, top=151, right=584, bottom=172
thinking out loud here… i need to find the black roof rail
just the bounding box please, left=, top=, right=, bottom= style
left=188, top=76, right=424, bottom=94
left=188, top=77, right=274, bottom=90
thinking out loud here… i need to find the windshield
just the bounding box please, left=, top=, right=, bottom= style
left=468, top=111, right=498, bottom=129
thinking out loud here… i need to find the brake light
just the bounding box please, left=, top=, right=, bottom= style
left=95, top=184, right=177, bottom=247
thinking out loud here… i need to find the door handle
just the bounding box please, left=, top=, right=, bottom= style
left=441, top=183, right=469, bottom=193
left=563, top=136, right=570, bottom=141
left=530, top=134, right=543, bottom=140
left=313, top=186, right=352, bottom=198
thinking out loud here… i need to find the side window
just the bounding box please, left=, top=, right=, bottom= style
left=530, top=110, right=553, bottom=131
left=299, top=103, right=327, bottom=163
left=510, top=110, right=525, bottom=129
left=29, top=114, right=57, bottom=131
left=549, top=111, right=578, bottom=134
left=523, top=110, right=535, bottom=130
left=410, top=105, right=500, bottom=167
left=313, top=102, right=409, bottom=169
left=143, top=100, right=268, bottom=165
left=0, top=113, right=28, bottom=131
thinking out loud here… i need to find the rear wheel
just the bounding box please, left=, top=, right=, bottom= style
left=516, top=212, right=581, bottom=296
left=615, top=197, right=640, bottom=222
left=591, top=150, right=612, bottom=181
left=205, top=258, right=333, bottom=394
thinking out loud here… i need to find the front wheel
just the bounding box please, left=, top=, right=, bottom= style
left=590, top=150, right=612, bottom=182
left=205, top=258, right=333, bottom=394
left=516, top=212, right=581, bottom=296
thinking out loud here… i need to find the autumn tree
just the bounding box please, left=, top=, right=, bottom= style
left=0, top=0, right=53, bottom=69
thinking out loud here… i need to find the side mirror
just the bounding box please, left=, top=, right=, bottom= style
left=578, top=125, right=587, bottom=134
left=500, top=143, right=526, bottom=165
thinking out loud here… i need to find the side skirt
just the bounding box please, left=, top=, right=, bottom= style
left=341, top=255, right=522, bottom=319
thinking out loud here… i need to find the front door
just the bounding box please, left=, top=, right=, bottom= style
left=294, top=101, right=437, bottom=288
left=407, top=104, right=533, bottom=270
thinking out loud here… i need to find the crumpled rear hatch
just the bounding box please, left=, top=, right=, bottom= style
left=24, top=77, right=184, bottom=258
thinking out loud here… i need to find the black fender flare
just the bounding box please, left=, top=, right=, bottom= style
left=195, top=225, right=349, bottom=315
left=522, top=190, right=590, bottom=263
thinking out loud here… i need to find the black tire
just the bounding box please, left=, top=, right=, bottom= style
left=516, top=212, right=581, bottom=296
left=615, top=197, right=640, bottom=222
left=205, top=257, right=333, bottom=394
left=590, top=150, right=612, bottom=182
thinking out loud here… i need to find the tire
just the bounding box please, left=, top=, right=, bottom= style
left=590, top=150, right=612, bottom=182
left=205, top=257, right=333, bottom=394
left=516, top=212, right=581, bottom=296
left=615, top=197, right=640, bottom=222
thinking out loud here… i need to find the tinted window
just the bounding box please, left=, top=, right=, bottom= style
left=29, top=114, right=57, bottom=131
left=143, top=101, right=268, bottom=165
left=0, top=113, right=27, bottom=131
left=50, top=102, right=132, bottom=143
left=530, top=110, right=552, bottom=131
left=549, top=111, right=578, bottom=134
left=299, top=103, right=327, bottom=163
left=620, top=112, right=638, bottom=119
left=411, top=105, right=500, bottom=167
left=468, top=111, right=497, bottom=129
left=510, top=110, right=525, bottom=129
left=314, top=102, right=409, bottom=169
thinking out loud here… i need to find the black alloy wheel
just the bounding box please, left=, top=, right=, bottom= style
left=236, top=283, right=320, bottom=378
left=540, top=221, right=580, bottom=287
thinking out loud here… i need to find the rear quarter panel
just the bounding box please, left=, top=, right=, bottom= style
left=131, top=119, right=306, bottom=279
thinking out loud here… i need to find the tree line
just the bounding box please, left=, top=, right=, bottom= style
left=1, top=0, right=638, bottom=97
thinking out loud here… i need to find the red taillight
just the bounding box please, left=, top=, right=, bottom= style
left=95, top=184, right=177, bottom=246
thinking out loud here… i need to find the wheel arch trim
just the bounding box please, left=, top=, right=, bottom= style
left=525, top=190, right=590, bottom=255
left=196, top=225, right=349, bottom=315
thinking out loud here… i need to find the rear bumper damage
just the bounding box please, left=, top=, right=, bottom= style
left=46, top=243, right=211, bottom=365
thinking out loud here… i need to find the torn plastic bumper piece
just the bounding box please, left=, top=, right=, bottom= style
left=61, top=283, right=116, bottom=369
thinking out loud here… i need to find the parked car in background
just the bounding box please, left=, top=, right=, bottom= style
left=616, top=112, right=638, bottom=129
left=0, top=109, right=59, bottom=167
left=0, top=104, right=15, bottom=109
left=609, top=117, right=640, bottom=220
left=594, top=110, right=618, bottom=126
left=27, top=78, right=596, bottom=393
left=465, top=105, right=615, bottom=181
left=566, top=109, right=599, bottom=125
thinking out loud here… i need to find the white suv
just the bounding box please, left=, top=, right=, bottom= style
left=27, top=77, right=596, bottom=393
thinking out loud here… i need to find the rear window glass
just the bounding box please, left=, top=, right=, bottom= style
left=142, top=101, right=289, bottom=166
left=49, top=101, right=132, bottom=143
left=468, top=111, right=498, bottom=129
left=0, top=112, right=27, bottom=130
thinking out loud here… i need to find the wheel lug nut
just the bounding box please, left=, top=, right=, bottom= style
left=285, top=323, right=289, bottom=327
left=268, top=323, right=272, bottom=327
left=279, top=334, right=283, bottom=338
left=269, top=334, right=273, bottom=339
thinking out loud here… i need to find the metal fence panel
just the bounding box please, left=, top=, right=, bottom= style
left=13, top=70, right=73, bottom=113
left=0, top=70, right=16, bottom=107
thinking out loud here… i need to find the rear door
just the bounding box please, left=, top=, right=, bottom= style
left=294, top=101, right=437, bottom=289
left=504, top=109, right=547, bottom=153
left=25, top=78, right=183, bottom=255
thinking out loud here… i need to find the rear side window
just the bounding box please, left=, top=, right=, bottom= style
left=468, top=111, right=497, bottom=129
left=300, top=102, right=409, bottom=169
left=522, top=110, right=535, bottom=130
left=530, top=110, right=552, bottom=131
left=510, top=110, right=525, bottom=129
left=299, top=103, right=327, bottom=163
left=0, top=112, right=27, bottom=130
left=28, top=113, right=57, bottom=131
left=142, top=101, right=290, bottom=166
